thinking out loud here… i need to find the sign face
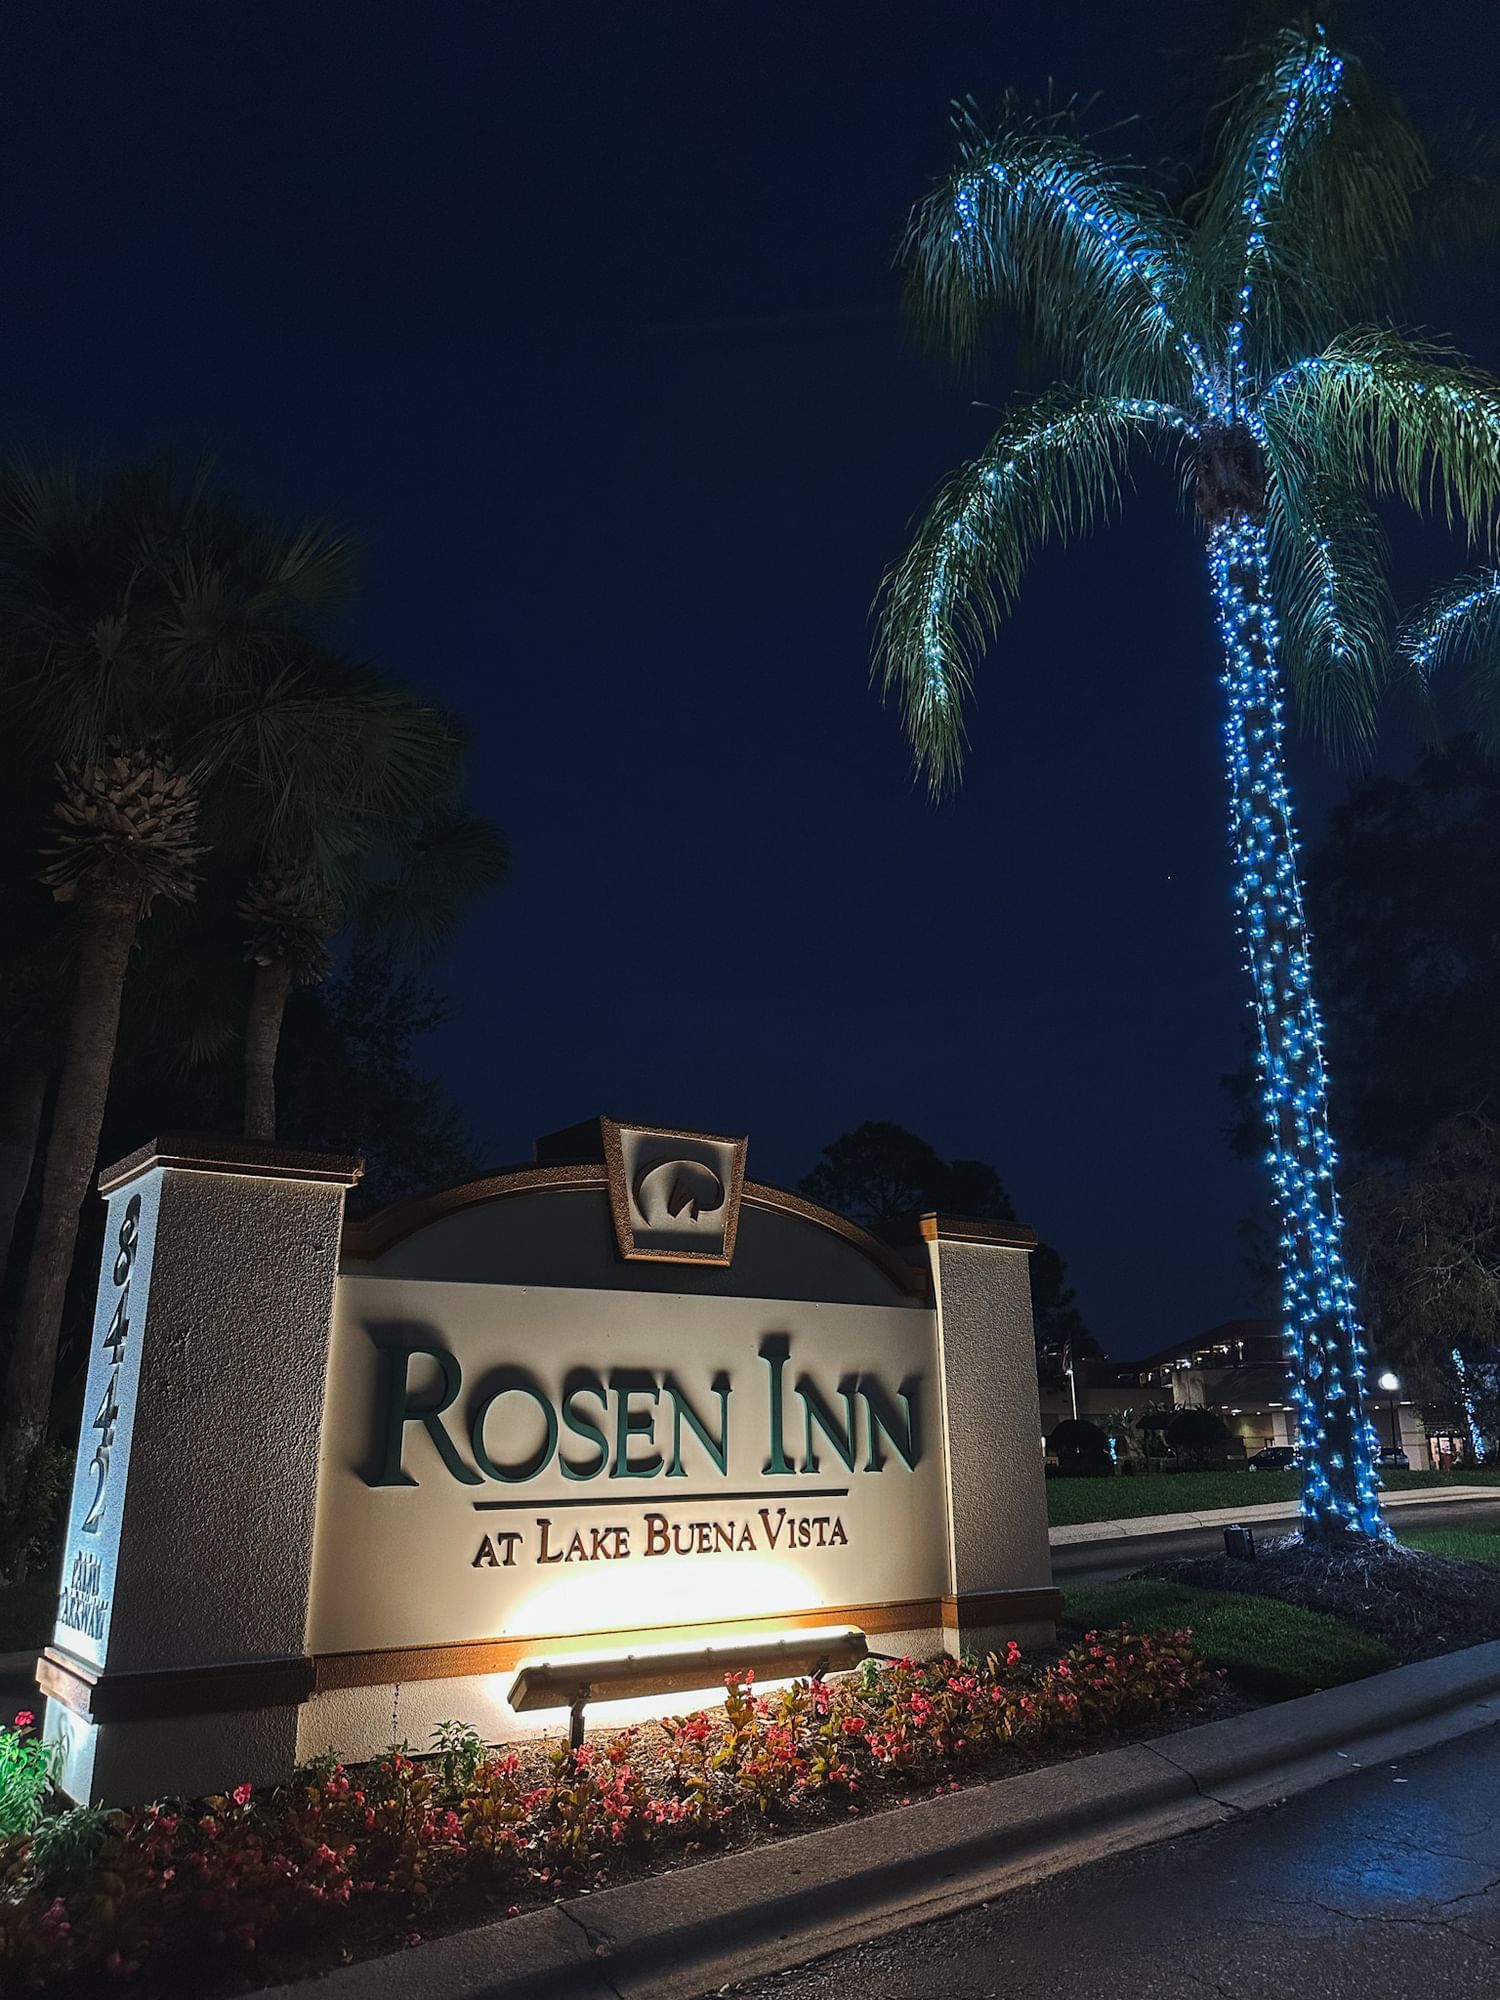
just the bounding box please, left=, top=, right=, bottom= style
left=600, top=1117, right=747, bottom=1266
left=52, top=1177, right=163, bottom=1667
left=307, top=1278, right=946, bottom=1655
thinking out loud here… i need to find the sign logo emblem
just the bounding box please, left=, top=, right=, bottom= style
left=632, top=1157, right=726, bottom=1227
left=602, top=1119, right=747, bottom=1266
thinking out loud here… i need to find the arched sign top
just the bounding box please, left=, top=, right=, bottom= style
left=341, top=1162, right=928, bottom=1303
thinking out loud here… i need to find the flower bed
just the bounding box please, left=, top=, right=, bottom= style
left=0, top=1627, right=1203, bottom=1995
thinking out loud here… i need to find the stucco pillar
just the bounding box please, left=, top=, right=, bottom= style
left=919, top=1213, right=1060, bottom=1657
left=40, top=1135, right=361, bottom=1805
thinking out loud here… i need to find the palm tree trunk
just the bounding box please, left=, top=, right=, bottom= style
left=243, top=958, right=294, bottom=1142
left=0, top=1026, right=52, bottom=1279
left=0, top=883, right=141, bottom=1528
left=1208, top=515, right=1384, bottom=1542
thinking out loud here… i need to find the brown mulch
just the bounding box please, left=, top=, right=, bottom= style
left=1135, top=1536, right=1500, bottom=1664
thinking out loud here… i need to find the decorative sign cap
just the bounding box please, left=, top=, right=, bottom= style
left=599, top=1116, right=747, bottom=1266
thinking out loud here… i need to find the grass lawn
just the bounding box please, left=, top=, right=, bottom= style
left=1046, top=1465, right=1500, bottom=1528
left=1402, top=1515, right=1500, bottom=1569
left=1062, top=1577, right=1395, bottom=1698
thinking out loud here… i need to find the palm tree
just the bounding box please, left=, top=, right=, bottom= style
left=0, top=460, right=371, bottom=1524
left=876, top=24, right=1500, bottom=1542
left=236, top=783, right=507, bottom=1141
left=0, top=740, right=72, bottom=1274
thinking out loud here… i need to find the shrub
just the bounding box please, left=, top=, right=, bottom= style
left=0, top=1714, right=51, bottom=1836
left=1165, top=1407, right=1232, bottom=1468
left=0, top=1631, right=1205, bottom=1992
left=1048, top=1418, right=1112, bottom=1477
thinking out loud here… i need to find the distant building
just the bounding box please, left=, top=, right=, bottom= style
left=1038, top=1317, right=1446, bottom=1467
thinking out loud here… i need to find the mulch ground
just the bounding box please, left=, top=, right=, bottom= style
left=1136, top=1536, right=1500, bottom=1663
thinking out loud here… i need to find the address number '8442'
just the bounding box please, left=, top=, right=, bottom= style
left=81, top=1192, right=141, bottom=1535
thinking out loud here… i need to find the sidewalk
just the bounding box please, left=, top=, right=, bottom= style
left=1048, top=1483, right=1500, bottom=1545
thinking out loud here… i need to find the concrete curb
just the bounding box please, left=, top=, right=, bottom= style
left=264, top=1639, right=1500, bottom=2000
left=1048, top=1484, right=1500, bottom=1545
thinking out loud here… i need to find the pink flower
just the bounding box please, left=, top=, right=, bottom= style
left=13, top=1710, right=34, bottom=1729
left=232, top=1782, right=253, bottom=1807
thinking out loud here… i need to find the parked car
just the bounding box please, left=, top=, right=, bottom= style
left=1246, top=1445, right=1301, bottom=1472
left=1376, top=1445, right=1410, bottom=1471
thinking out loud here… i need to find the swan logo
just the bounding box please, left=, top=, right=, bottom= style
left=631, top=1157, right=726, bottom=1229
left=602, top=1118, right=747, bottom=1267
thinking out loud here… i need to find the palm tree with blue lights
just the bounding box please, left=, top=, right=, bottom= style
left=878, top=23, right=1500, bottom=1542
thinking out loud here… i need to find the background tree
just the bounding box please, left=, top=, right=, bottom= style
left=876, top=23, right=1500, bottom=1540
left=1346, top=1115, right=1500, bottom=1432
left=1166, top=1405, right=1233, bottom=1468
left=101, top=939, right=482, bottom=1214
left=0, top=460, right=460, bottom=1529
left=1290, top=738, right=1500, bottom=1162
left=228, top=652, right=508, bottom=1142
left=799, top=1120, right=1096, bottom=1356
left=0, top=744, right=73, bottom=1271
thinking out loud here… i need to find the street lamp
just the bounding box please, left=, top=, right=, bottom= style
left=1378, top=1371, right=1401, bottom=1454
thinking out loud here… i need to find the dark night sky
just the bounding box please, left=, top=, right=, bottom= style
left=8, top=2, right=1497, bottom=1355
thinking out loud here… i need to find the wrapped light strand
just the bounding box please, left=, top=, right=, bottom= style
left=1225, top=36, right=1343, bottom=413
left=1454, top=1347, right=1488, bottom=1465
left=1210, top=518, right=1385, bottom=1538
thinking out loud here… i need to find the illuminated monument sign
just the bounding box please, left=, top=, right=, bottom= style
left=40, top=1117, right=1058, bottom=1805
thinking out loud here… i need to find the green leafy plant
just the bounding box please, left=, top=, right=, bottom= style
left=25, top=1803, right=111, bottom=1883
left=430, top=1719, right=484, bottom=1794
left=0, top=1714, right=52, bottom=1836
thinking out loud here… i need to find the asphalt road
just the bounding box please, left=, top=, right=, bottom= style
left=722, top=1723, right=1500, bottom=1999
left=1053, top=1494, right=1500, bottom=1587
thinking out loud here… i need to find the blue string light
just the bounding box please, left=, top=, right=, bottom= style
left=1454, top=1347, right=1488, bottom=1464
left=1408, top=572, right=1500, bottom=679
left=1210, top=519, right=1386, bottom=1539
left=919, top=398, right=1199, bottom=713
left=949, top=157, right=1219, bottom=411
left=1225, top=38, right=1343, bottom=414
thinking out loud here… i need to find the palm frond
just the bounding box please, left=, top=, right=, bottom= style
left=902, top=102, right=1195, bottom=398
left=1263, top=331, right=1500, bottom=539
left=1401, top=568, right=1500, bottom=679
left=346, top=813, right=510, bottom=960
left=196, top=658, right=467, bottom=873
left=1191, top=24, right=1426, bottom=372
left=1413, top=115, right=1500, bottom=265
left=1263, top=449, right=1392, bottom=756
left=1399, top=569, right=1500, bottom=753
left=876, top=392, right=1191, bottom=791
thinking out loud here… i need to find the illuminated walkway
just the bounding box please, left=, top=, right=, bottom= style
left=725, top=1723, right=1500, bottom=1998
